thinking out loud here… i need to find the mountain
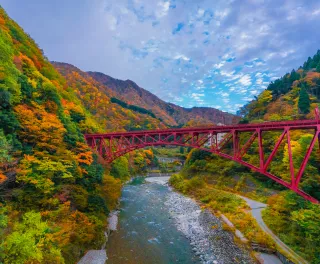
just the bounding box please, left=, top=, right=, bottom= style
left=61, top=67, right=238, bottom=126
left=0, top=6, right=157, bottom=264
left=87, top=70, right=238, bottom=126
left=50, top=62, right=166, bottom=132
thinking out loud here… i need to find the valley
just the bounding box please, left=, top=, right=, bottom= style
left=0, top=3, right=320, bottom=264
left=105, top=176, right=254, bottom=264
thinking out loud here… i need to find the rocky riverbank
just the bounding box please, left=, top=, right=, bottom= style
left=78, top=211, right=119, bottom=264
left=165, top=189, right=255, bottom=264
left=80, top=176, right=256, bottom=264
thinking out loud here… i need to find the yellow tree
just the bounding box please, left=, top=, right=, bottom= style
left=14, top=104, right=66, bottom=153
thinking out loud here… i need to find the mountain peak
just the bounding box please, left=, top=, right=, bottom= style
left=52, top=63, right=239, bottom=126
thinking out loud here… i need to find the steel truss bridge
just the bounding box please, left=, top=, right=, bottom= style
left=85, top=117, right=320, bottom=203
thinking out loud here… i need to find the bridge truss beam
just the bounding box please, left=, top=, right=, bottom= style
left=85, top=119, right=320, bottom=203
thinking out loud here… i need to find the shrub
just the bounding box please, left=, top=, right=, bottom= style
left=184, top=176, right=206, bottom=193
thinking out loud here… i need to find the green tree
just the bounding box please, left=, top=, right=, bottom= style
left=2, top=211, right=64, bottom=264
left=0, top=110, right=20, bottom=134
left=18, top=75, right=34, bottom=103
left=298, top=87, right=311, bottom=114
left=0, top=206, right=8, bottom=260
left=289, top=69, right=300, bottom=83
left=17, top=156, right=73, bottom=195
left=0, top=129, right=12, bottom=164
left=110, top=156, right=129, bottom=181
left=0, top=89, right=11, bottom=110
left=316, top=62, right=320, bottom=73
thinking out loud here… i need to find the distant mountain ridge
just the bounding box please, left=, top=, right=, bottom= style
left=51, top=64, right=238, bottom=126
left=86, top=70, right=239, bottom=126
left=52, top=62, right=238, bottom=126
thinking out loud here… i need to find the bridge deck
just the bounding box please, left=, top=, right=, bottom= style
left=85, top=119, right=320, bottom=138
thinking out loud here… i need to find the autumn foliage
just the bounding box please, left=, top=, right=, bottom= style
left=0, top=6, right=154, bottom=263
left=178, top=51, right=320, bottom=262
left=0, top=5, right=166, bottom=263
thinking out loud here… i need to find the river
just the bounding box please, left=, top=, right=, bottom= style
left=105, top=176, right=254, bottom=264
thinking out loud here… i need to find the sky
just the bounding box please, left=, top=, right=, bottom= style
left=1, top=0, right=320, bottom=113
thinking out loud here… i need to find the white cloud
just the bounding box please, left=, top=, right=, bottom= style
left=236, top=87, right=249, bottom=94
left=222, top=53, right=236, bottom=61
left=197, top=8, right=205, bottom=17
left=174, top=54, right=190, bottom=61
left=280, top=49, right=295, bottom=58
left=191, top=93, right=205, bottom=98
left=255, top=61, right=265, bottom=66
left=240, top=32, right=250, bottom=40
left=195, top=86, right=205, bottom=90
left=213, top=105, right=222, bottom=109
left=250, top=90, right=259, bottom=95
left=237, top=74, right=252, bottom=86
left=213, top=61, right=225, bottom=69
left=106, top=14, right=117, bottom=31
left=257, top=24, right=270, bottom=35
left=190, top=92, right=205, bottom=102
left=120, top=7, right=129, bottom=14
left=168, top=92, right=183, bottom=102
left=242, top=96, right=253, bottom=101
left=312, top=9, right=320, bottom=16
left=215, top=9, right=229, bottom=19
left=156, top=1, right=170, bottom=18
left=220, top=70, right=235, bottom=77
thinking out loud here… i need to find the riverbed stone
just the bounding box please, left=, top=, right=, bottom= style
left=77, top=250, right=107, bottom=264
left=165, top=190, right=255, bottom=264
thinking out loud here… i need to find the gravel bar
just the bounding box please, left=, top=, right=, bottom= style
left=165, top=189, right=255, bottom=264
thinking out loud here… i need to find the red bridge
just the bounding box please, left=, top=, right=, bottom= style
left=85, top=118, right=320, bottom=203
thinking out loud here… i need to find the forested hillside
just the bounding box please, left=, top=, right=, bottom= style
left=87, top=70, right=239, bottom=126
left=238, top=50, right=320, bottom=121
left=0, top=6, right=156, bottom=263
left=52, top=62, right=166, bottom=132
left=175, top=50, right=320, bottom=263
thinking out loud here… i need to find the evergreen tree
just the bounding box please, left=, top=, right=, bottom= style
left=316, top=62, right=320, bottom=73
left=303, top=57, right=313, bottom=70
left=298, top=87, right=311, bottom=114
left=289, top=69, right=300, bottom=83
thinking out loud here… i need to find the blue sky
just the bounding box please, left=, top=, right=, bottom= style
left=1, top=0, right=320, bottom=113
